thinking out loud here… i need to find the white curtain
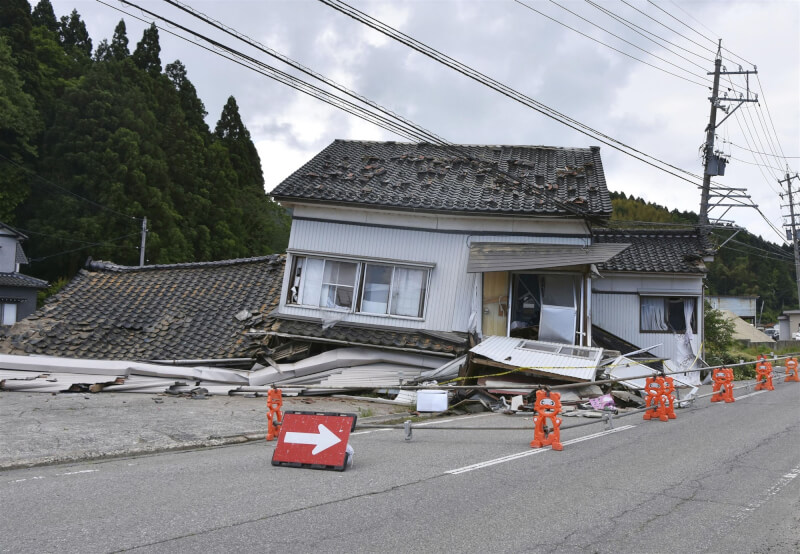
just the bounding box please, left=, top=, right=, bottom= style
left=298, top=258, right=324, bottom=306
left=683, top=298, right=695, bottom=338
left=641, top=297, right=668, bottom=331
left=542, top=275, right=577, bottom=307
left=391, top=267, right=425, bottom=317
left=361, top=265, right=392, bottom=314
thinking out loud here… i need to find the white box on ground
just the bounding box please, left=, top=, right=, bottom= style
left=416, top=389, right=448, bottom=412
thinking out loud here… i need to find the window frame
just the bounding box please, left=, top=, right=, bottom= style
left=287, top=254, right=431, bottom=320
left=639, top=295, right=698, bottom=334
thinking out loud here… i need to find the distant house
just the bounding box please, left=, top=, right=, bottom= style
left=706, top=295, right=759, bottom=323
left=267, top=140, right=714, bottom=372
left=0, top=223, right=48, bottom=325
left=0, top=256, right=284, bottom=365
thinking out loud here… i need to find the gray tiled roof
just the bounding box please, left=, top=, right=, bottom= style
left=593, top=228, right=713, bottom=273
left=15, top=243, right=28, bottom=265
left=0, top=256, right=285, bottom=361
left=0, top=272, right=47, bottom=288
left=268, top=315, right=469, bottom=357
left=271, top=140, right=612, bottom=218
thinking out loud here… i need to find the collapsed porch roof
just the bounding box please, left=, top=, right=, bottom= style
left=467, top=242, right=630, bottom=273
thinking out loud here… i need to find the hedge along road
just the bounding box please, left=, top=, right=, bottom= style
left=2, top=382, right=798, bottom=553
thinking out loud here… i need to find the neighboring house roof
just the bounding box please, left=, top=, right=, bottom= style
left=0, top=222, right=27, bottom=240
left=0, top=273, right=47, bottom=289
left=267, top=315, right=469, bottom=357
left=0, top=256, right=285, bottom=361
left=719, top=309, right=775, bottom=343
left=592, top=228, right=713, bottom=274
left=271, top=140, right=612, bottom=218
left=15, top=243, right=28, bottom=265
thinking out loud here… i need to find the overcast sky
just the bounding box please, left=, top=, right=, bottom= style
left=50, top=0, right=800, bottom=244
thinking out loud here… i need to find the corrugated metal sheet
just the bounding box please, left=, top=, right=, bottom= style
left=467, top=243, right=629, bottom=273
left=470, top=335, right=603, bottom=381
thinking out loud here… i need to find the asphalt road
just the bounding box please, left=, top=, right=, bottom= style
left=3, top=383, right=799, bottom=553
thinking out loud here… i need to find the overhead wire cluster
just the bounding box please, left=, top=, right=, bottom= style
left=92, top=0, right=794, bottom=248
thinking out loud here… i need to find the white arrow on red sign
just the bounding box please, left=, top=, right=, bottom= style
left=284, top=423, right=342, bottom=455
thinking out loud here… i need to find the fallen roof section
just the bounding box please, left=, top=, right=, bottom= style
left=0, top=255, right=285, bottom=362
left=469, top=336, right=605, bottom=382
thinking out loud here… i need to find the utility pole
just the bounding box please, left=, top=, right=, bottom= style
left=780, top=172, right=800, bottom=307
left=699, top=40, right=758, bottom=226
left=139, top=216, right=148, bottom=267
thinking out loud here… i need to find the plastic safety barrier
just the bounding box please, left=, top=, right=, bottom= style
left=785, top=357, right=799, bottom=383
left=530, top=389, right=563, bottom=451
left=710, top=368, right=735, bottom=403
left=643, top=376, right=676, bottom=422
left=755, top=355, right=774, bottom=391
left=266, top=386, right=284, bottom=441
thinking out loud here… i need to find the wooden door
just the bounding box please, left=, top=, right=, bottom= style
left=482, top=271, right=509, bottom=337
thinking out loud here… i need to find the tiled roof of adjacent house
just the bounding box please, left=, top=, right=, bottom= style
left=0, top=256, right=285, bottom=361
left=592, top=228, right=713, bottom=273
left=0, top=272, right=47, bottom=288
left=267, top=315, right=469, bottom=357
left=271, top=140, right=612, bottom=218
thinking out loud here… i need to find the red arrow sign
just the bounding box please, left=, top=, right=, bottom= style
left=272, top=411, right=357, bottom=471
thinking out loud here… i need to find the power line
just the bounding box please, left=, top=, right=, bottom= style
left=0, top=153, right=142, bottom=223
left=583, top=0, right=713, bottom=70
left=318, top=0, right=730, bottom=192
left=723, top=139, right=800, bottom=159
left=513, top=0, right=711, bottom=88
left=29, top=231, right=142, bottom=262
left=665, top=0, right=719, bottom=45
left=318, top=0, right=781, bottom=238
left=648, top=0, right=753, bottom=66
left=106, top=0, right=593, bottom=219
left=755, top=73, right=791, bottom=165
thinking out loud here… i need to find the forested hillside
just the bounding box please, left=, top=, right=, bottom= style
left=0, top=1, right=289, bottom=284
left=611, top=192, right=796, bottom=322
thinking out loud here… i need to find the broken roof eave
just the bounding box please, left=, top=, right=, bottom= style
left=265, top=330, right=459, bottom=358
left=273, top=196, right=611, bottom=221
left=467, top=242, right=630, bottom=273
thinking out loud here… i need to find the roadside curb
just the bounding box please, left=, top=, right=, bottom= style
left=0, top=413, right=415, bottom=472
left=0, top=431, right=268, bottom=472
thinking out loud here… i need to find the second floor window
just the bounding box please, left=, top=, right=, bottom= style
left=289, top=256, right=429, bottom=318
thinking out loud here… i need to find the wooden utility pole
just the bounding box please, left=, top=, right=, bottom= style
left=139, top=216, right=148, bottom=267
left=699, top=40, right=758, bottom=226
left=780, top=173, right=800, bottom=307
left=699, top=46, right=722, bottom=226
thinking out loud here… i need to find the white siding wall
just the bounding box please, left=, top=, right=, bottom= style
left=279, top=212, right=589, bottom=334
left=591, top=273, right=704, bottom=362
left=0, top=235, right=17, bottom=273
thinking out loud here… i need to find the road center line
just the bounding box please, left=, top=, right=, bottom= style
left=734, top=390, right=768, bottom=400
left=446, top=425, right=636, bottom=475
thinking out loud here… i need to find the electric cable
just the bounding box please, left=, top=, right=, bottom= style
left=106, top=0, right=595, bottom=218
left=29, top=231, right=143, bottom=262
left=513, top=0, right=711, bottom=88
left=0, top=153, right=142, bottom=223
left=582, top=0, right=713, bottom=70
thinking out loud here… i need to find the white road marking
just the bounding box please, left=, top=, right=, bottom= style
left=735, top=390, right=768, bottom=401
left=7, top=469, right=98, bottom=484
left=730, top=463, right=800, bottom=522
left=446, top=425, right=636, bottom=475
